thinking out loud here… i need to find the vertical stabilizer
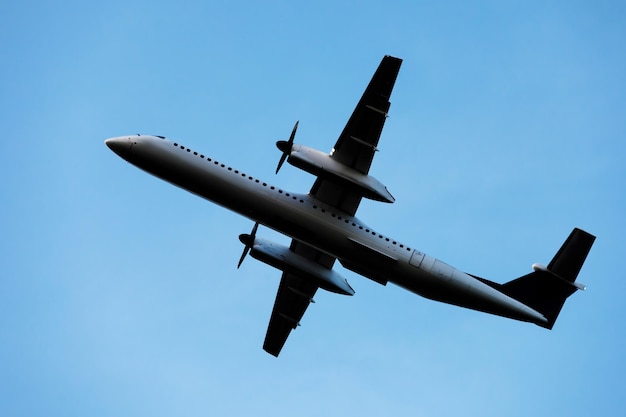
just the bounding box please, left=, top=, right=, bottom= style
left=547, top=228, right=596, bottom=283
left=490, top=228, right=595, bottom=329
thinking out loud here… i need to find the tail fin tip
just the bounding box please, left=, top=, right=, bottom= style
left=547, top=227, right=596, bottom=283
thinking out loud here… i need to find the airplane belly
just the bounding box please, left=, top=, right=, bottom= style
left=121, top=138, right=546, bottom=326
left=389, top=258, right=546, bottom=324
left=129, top=141, right=279, bottom=220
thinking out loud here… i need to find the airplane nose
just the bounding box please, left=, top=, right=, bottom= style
left=105, top=137, right=132, bottom=159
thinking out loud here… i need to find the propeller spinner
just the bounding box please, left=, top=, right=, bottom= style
left=237, top=222, right=259, bottom=268
left=275, top=120, right=299, bottom=174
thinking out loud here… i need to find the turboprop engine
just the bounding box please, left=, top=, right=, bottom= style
left=275, top=121, right=394, bottom=203
left=238, top=225, right=354, bottom=296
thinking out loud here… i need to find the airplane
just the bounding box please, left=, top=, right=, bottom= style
left=105, top=55, right=595, bottom=357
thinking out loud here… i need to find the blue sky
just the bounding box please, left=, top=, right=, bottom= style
left=1, top=1, right=625, bottom=416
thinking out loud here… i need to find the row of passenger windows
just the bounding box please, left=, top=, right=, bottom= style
left=172, top=142, right=412, bottom=252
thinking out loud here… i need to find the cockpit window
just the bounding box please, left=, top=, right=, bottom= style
left=154, top=135, right=166, bottom=139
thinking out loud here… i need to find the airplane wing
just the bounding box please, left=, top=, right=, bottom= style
left=311, top=55, right=402, bottom=215
left=263, top=56, right=402, bottom=356
left=263, top=240, right=335, bottom=356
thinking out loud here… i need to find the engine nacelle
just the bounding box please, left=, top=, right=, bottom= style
left=245, top=236, right=355, bottom=296
left=286, top=144, right=395, bottom=203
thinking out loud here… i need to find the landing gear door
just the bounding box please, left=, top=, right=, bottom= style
left=409, top=250, right=425, bottom=268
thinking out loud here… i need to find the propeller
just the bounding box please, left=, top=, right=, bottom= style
left=275, top=120, right=299, bottom=174
left=237, top=222, right=259, bottom=268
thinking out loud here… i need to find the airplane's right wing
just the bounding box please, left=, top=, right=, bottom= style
left=263, top=240, right=335, bottom=357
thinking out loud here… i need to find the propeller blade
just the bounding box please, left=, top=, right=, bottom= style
left=237, top=243, right=249, bottom=269
left=275, top=151, right=288, bottom=174
left=237, top=223, right=259, bottom=268
left=289, top=120, right=299, bottom=142
left=275, top=120, right=298, bottom=174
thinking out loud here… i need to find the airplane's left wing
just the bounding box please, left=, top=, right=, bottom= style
left=311, top=55, right=402, bottom=215
left=263, top=240, right=335, bottom=357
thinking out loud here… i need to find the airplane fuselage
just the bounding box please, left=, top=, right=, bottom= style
left=107, top=134, right=548, bottom=326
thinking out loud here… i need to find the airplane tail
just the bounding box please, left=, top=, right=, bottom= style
left=476, top=228, right=595, bottom=329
